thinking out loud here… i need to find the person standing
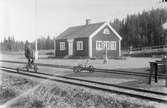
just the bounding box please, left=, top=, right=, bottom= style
left=24, top=40, right=34, bottom=66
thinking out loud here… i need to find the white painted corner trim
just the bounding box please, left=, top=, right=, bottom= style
left=107, top=22, right=122, bottom=40
left=119, top=40, right=121, bottom=56
left=89, top=23, right=107, bottom=58
left=88, top=22, right=122, bottom=58
left=162, top=22, right=167, bottom=29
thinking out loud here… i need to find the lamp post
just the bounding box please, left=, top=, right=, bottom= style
left=103, top=43, right=108, bottom=64
left=103, top=28, right=110, bottom=64
left=34, top=0, right=38, bottom=60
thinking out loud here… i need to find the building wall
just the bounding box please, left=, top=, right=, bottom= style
left=73, top=37, right=89, bottom=57
left=92, top=26, right=120, bottom=58
left=55, top=38, right=89, bottom=58
left=55, top=39, right=68, bottom=57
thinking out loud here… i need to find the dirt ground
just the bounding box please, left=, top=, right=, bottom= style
left=0, top=51, right=161, bottom=71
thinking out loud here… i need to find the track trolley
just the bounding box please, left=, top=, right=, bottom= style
left=17, top=42, right=38, bottom=73
left=17, top=57, right=38, bottom=73
left=73, top=59, right=95, bottom=73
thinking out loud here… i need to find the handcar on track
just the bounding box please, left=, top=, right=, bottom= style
left=73, top=59, right=95, bottom=73
left=17, top=41, right=38, bottom=72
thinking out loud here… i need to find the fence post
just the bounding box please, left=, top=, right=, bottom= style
left=148, top=62, right=154, bottom=84
left=165, top=61, right=167, bottom=86
left=154, top=63, right=158, bottom=83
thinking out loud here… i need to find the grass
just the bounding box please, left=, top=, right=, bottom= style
left=10, top=97, right=44, bottom=108
left=0, top=87, right=16, bottom=104
left=0, top=73, right=39, bottom=106
left=10, top=82, right=158, bottom=108
left=0, top=72, right=162, bottom=108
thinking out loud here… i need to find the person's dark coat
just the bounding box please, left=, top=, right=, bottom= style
left=24, top=43, right=33, bottom=59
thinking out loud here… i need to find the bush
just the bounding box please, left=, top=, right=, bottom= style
left=30, top=99, right=44, bottom=108
left=0, top=87, right=16, bottom=104
left=0, top=88, right=16, bottom=99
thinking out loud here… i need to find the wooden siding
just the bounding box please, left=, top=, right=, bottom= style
left=73, top=38, right=89, bottom=57
left=55, top=38, right=89, bottom=58
left=92, top=26, right=120, bottom=58
left=55, top=39, right=68, bottom=57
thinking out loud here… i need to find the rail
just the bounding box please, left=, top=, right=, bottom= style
left=1, top=66, right=167, bottom=104
left=1, top=60, right=167, bottom=78
left=1, top=60, right=167, bottom=79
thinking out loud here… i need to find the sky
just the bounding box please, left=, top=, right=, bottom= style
left=0, top=0, right=166, bottom=42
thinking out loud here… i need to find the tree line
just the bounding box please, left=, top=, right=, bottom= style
left=1, top=8, right=167, bottom=51
left=111, top=8, right=167, bottom=49
left=0, top=36, right=54, bottom=51
left=0, top=36, right=24, bottom=51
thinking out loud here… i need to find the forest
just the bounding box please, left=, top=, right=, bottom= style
left=0, top=36, right=54, bottom=51
left=0, top=8, right=167, bottom=51
left=111, top=8, right=167, bottom=49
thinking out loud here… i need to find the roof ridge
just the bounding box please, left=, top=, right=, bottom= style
left=56, top=22, right=106, bottom=40
left=69, top=22, right=105, bottom=28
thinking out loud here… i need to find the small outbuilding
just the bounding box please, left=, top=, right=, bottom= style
left=54, top=21, right=122, bottom=58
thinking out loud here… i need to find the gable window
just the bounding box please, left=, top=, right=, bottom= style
left=103, top=28, right=110, bottom=35
left=77, top=41, right=83, bottom=50
left=60, top=42, right=65, bottom=51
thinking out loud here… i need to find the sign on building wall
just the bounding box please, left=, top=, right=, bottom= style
left=96, top=41, right=116, bottom=50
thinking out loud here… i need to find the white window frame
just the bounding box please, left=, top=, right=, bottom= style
left=96, top=41, right=102, bottom=50
left=76, top=41, right=83, bottom=50
left=96, top=41, right=116, bottom=51
left=106, top=41, right=110, bottom=50
left=60, top=42, right=65, bottom=51
left=109, top=41, right=116, bottom=50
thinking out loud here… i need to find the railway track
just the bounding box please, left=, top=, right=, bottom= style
left=0, top=66, right=167, bottom=104
left=0, top=60, right=166, bottom=78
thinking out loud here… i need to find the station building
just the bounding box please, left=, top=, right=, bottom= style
left=54, top=21, right=122, bottom=58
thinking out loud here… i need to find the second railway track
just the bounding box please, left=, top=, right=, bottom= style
left=0, top=66, right=167, bottom=104
left=0, top=60, right=164, bottom=78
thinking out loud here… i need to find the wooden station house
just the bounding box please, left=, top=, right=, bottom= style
left=54, top=20, right=122, bottom=58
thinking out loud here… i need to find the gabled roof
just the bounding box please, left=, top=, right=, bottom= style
left=56, top=22, right=105, bottom=40
left=56, top=22, right=122, bottom=40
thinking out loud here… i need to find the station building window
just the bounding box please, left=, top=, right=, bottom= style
left=76, top=41, right=83, bottom=50
left=60, top=42, right=65, bottom=51
left=96, top=41, right=116, bottom=50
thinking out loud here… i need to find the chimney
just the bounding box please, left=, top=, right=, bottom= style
left=86, top=19, right=91, bottom=25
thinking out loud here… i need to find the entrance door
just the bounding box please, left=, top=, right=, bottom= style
left=68, top=42, right=73, bottom=56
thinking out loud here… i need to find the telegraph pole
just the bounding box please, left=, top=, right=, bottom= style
left=34, top=0, right=38, bottom=60
left=35, top=39, right=38, bottom=60
left=162, top=22, right=167, bottom=86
